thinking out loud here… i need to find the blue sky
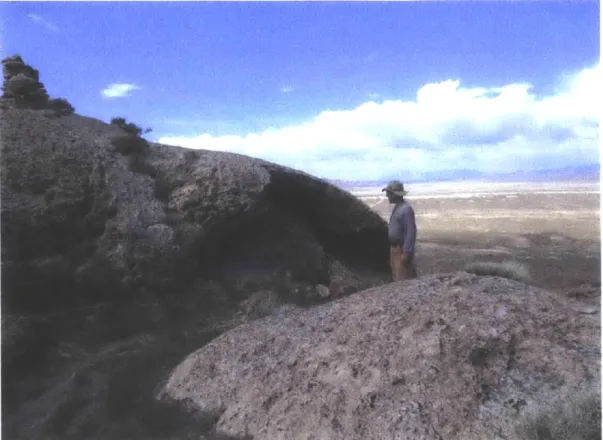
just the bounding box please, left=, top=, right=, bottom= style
left=1, top=1, right=600, bottom=181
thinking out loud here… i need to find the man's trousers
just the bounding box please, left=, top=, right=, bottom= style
left=390, top=245, right=418, bottom=281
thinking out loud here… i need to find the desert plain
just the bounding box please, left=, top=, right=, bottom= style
left=352, top=180, right=600, bottom=293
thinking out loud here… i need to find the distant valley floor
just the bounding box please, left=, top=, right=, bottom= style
left=353, top=181, right=601, bottom=293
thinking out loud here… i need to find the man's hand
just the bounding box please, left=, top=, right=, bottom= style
left=391, top=245, right=408, bottom=263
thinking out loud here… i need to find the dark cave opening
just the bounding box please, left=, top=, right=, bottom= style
left=188, top=168, right=391, bottom=300
left=262, top=168, right=391, bottom=275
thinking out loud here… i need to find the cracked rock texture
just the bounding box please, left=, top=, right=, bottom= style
left=1, top=55, right=50, bottom=109
left=1, top=107, right=390, bottom=314
left=1, top=56, right=390, bottom=440
left=162, top=272, right=600, bottom=440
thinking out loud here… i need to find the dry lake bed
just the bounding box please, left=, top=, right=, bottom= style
left=350, top=180, right=600, bottom=293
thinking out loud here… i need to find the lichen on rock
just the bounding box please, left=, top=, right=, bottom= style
left=161, top=273, right=600, bottom=440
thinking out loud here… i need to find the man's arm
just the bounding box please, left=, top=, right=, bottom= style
left=401, top=207, right=416, bottom=255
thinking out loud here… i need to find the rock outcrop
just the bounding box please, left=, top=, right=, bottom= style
left=1, top=56, right=390, bottom=439
left=162, top=272, right=600, bottom=440
left=4, top=55, right=598, bottom=440
left=1, top=110, right=390, bottom=315
left=1, top=54, right=50, bottom=109
left=1, top=55, right=76, bottom=116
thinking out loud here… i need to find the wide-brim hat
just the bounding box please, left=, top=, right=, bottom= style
left=382, top=180, right=408, bottom=196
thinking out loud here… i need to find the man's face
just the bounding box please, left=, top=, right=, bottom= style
left=386, top=191, right=395, bottom=203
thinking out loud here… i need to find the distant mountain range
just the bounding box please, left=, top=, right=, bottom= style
left=480, top=164, right=600, bottom=183
left=328, top=164, right=600, bottom=188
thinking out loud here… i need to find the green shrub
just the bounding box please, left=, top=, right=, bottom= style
left=48, top=97, right=75, bottom=116
left=110, top=116, right=152, bottom=137
left=464, top=260, right=530, bottom=283
left=109, top=117, right=152, bottom=156
left=111, top=134, right=149, bottom=156
left=514, top=384, right=601, bottom=440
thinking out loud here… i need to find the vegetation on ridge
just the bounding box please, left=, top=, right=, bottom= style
left=109, top=116, right=152, bottom=157
left=465, top=260, right=531, bottom=283
left=110, top=116, right=152, bottom=137
left=1, top=54, right=75, bottom=116
left=47, top=97, right=75, bottom=116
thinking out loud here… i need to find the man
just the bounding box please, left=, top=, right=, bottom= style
left=382, top=180, right=418, bottom=281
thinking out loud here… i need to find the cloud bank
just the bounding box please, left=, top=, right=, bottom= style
left=101, top=83, right=142, bottom=99
left=159, top=65, right=600, bottom=181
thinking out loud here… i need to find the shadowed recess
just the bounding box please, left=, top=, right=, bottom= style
left=263, top=167, right=391, bottom=274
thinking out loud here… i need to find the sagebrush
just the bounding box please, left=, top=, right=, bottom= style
left=47, top=98, right=75, bottom=116
left=110, top=117, right=152, bottom=137
left=513, top=383, right=601, bottom=440
left=465, top=260, right=530, bottom=283
left=111, top=134, right=149, bottom=156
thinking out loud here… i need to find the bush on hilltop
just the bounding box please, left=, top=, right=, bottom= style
left=110, top=117, right=152, bottom=137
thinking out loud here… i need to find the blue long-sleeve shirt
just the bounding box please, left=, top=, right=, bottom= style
left=388, top=201, right=417, bottom=255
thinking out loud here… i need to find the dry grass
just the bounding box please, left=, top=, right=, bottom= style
left=464, top=260, right=531, bottom=283
left=513, top=384, right=601, bottom=440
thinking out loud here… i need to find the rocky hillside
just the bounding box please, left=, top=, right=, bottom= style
left=1, top=56, right=393, bottom=311
left=1, top=56, right=391, bottom=440
left=2, top=55, right=599, bottom=440
left=162, top=272, right=601, bottom=440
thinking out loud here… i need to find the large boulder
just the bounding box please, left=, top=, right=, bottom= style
left=1, top=57, right=391, bottom=440
left=161, top=272, right=600, bottom=440
left=1, top=107, right=390, bottom=313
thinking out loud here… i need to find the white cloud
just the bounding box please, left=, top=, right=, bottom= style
left=159, top=64, right=601, bottom=181
left=101, top=83, right=142, bottom=99
left=28, top=13, right=58, bottom=32
left=280, top=86, right=294, bottom=94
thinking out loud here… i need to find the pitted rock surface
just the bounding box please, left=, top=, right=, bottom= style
left=2, top=106, right=390, bottom=312
left=2, top=56, right=391, bottom=440
left=162, top=273, right=600, bottom=440
left=1, top=55, right=50, bottom=108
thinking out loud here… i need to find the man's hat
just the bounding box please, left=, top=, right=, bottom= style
left=382, top=180, right=408, bottom=196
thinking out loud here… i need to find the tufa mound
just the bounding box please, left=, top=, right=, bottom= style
left=1, top=54, right=50, bottom=108
left=1, top=74, right=390, bottom=315
left=1, top=56, right=391, bottom=440
left=1, top=55, right=75, bottom=115
left=161, top=272, right=600, bottom=440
